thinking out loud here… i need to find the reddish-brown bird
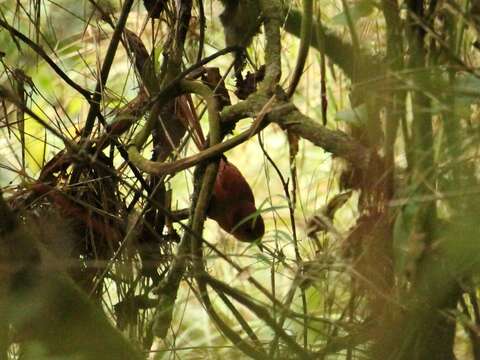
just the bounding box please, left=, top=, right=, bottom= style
left=207, top=158, right=264, bottom=242
left=174, top=95, right=264, bottom=242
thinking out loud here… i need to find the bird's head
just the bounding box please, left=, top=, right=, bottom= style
left=229, top=202, right=265, bottom=242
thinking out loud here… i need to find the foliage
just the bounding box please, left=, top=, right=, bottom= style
left=0, top=0, right=480, bottom=359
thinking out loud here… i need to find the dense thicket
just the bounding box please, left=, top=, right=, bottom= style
left=0, top=1, right=480, bottom=359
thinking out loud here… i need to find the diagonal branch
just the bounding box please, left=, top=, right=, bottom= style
left=0, top=18, right=92, bottom=100
left=81, top=0, right=135, bottom=138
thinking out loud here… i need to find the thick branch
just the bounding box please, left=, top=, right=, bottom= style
left=152, top=80, right=221, bottom=338
left=128, top=94, right=371, bottom=178
left=274, top=109, right=372, bottom=168
left=258, top=0, right=283, bottom=92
